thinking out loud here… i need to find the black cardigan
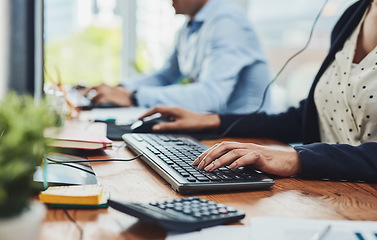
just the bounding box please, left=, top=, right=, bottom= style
left=219, top=0, right=377, bottom=182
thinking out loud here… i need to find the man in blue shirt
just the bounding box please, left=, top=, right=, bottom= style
left=86, top=0, right=270, bottom=114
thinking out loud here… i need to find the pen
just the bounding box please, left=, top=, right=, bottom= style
left=310, top=224, right=331, bottom=240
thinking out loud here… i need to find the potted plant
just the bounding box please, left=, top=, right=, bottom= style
left=0, top=93, right=55, bottom=240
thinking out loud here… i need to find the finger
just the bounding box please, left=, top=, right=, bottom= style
left=228, top=151, right=260, bottom=169
left=197, top=142, right=246, bottom=169
left=204, top=149, right=252, bottom=172
left=90, top=93, right=104, bottom=104
left=81, top=86, right=95, bottom=96
left=139, top=106, right=171, bottom=120
left=139, top=108, right=160, bottom=120
left=152, top=121, right=181, bottom=132
left=192, top=143, right=219, bottom=166
left=197, top=143, right=232, bottom=169
left=96, top=97, right=112, bottom=104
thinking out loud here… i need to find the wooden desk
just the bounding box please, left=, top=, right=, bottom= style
left=39, top=133, right=377, bottom=240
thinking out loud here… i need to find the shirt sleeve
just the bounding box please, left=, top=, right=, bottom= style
left=130, top=16, right=268, bottom=113
left=124, top=49, right=182, bottom=91
left=219, top=100, right=306, bottom=143
left=295, top=142, right=377, bottom=183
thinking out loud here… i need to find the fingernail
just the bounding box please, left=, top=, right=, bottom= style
left=153, top=125, right=160, bottom=131
left=204, top=163, right=214, bottom=172
left=229, top=162, right=238, bottom=169
left=198, top=161, right=205, bottom=169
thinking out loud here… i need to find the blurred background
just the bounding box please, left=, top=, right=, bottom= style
left=44, top=0, right=356, bottom=112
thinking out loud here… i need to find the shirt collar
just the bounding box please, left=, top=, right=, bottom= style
left=191, top=0, right=218, bottom=23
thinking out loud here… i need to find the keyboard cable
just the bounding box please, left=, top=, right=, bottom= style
left=63, top=209, right=83, bottom=240
left=46, top=154, right=144, bottom=175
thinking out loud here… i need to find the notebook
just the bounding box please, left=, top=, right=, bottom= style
left=39, top=185, right=108, bottom=208
left=45, top=127, right=112, bottom=150
left=122, top=133, right=274, bottom=194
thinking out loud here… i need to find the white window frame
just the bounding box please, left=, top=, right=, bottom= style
left=118, top=0, right=137, bottom=81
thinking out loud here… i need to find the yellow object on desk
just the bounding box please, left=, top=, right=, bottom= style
left=39, top=185, right=103, bottom=205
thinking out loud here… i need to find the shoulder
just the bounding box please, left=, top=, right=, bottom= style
left=203, top=1, right=253, bottom=38
left=205, top=0, right=249, bottom=25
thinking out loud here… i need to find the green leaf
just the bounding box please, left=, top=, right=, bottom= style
left=0, top=93, right=55, bottom=218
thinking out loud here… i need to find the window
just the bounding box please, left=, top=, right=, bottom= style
left=44, top=0, right=183, bottom=87
left=44, top=0, right=357, bottom=112
left=135, top=0, right=184, bottom=73
left=44, top=0, right=122, bottom=87
left=248, top=0, right=357, bottom=111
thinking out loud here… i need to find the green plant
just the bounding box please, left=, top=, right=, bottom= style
left=0, top=93, right=55, bottom=218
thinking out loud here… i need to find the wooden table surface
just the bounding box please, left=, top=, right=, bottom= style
left=39, top=136, right=377, bottom=240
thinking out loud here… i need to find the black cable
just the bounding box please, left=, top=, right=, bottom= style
left=215, top=0, right=329, bottom=139
left=48, top=162, right=97, bottom=175
left=45, top=154, right=143, bottom=177
left=63, top=209, right=83, bottom=240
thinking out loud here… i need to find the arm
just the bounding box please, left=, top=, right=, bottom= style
left=80, top=49, right=181, bottom=107
left=133, top=17, right=268, bottom=113
left=219, top=100, right=307, bottom=144
left=295, top=142, right=377, bottom=182
left=124, top=48, right=182, bottom=91
left=192, top=140, right=377, bottom=183
left=140, top=99, right=307, bottom=144
left=140, top=105, right=377, bottom=182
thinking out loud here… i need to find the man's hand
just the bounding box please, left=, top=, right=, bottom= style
left=81, top=84, right=133, bottom=107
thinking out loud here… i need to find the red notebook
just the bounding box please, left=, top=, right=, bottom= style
left=45, top=128, right=113, bottom=150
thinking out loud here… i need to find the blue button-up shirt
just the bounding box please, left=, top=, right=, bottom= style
left=125, top=0, right=271, bottom=114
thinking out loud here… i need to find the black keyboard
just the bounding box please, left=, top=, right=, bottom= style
left=123, top=133, right=274, bottom=194
left=108, top=197, right=245, bottom=232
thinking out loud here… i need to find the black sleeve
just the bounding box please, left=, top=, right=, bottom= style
left=218, top=100, right=306, bottom=144
left=295, top=142, right=377, bottom=182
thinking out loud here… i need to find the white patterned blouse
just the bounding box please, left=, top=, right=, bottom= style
left=314, top=10, right=377, bottom=145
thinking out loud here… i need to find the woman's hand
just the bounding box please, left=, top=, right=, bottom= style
left=193, top=141, right=302, bottom=177
left=139, top=105, right=221, bottom=132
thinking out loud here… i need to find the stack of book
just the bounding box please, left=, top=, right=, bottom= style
left=44, top=127, right=112, bottom=150
left=39, top=185, right=108, bottom=208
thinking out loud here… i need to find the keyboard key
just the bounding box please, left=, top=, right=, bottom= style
left=187, top=177, right=197, bottom=182
left=196, top=177, right=210, bottom=182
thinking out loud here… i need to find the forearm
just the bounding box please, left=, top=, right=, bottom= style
left=124, top=49, right=182, bottom=91
left=124, top=73, right=176, bottom=91
left=219, top=104, right=305, bottom=143
left=295, top=142, right=377, bottom=182
left=135, top=82, right=231, bottom=113
left=202, top=114, right=221, bottom=131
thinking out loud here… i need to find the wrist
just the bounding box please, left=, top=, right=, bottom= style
left=129, top=90, right=138, bottom=106
left=291, top=148, right=303, bottom=176
left=202, top=114, right=221, bottom=130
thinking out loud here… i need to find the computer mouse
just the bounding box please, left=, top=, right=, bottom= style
left=130, top=117, right=170, bottom=133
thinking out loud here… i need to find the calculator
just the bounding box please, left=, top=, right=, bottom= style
left=107, top=197, right=245, bottom=232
